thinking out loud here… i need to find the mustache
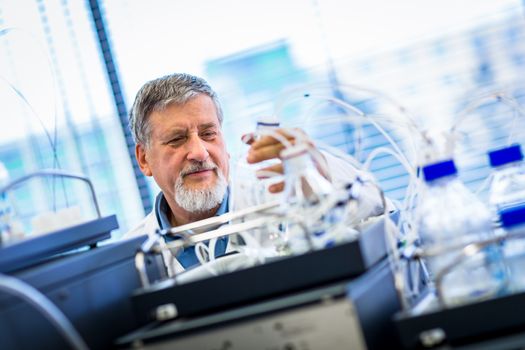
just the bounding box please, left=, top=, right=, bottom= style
left=180, top=160, right=218, bottom=177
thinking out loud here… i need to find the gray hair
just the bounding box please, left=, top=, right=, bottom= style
left=129, top=73, right=223, bottom=146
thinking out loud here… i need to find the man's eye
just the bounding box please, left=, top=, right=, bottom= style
left=168, top=137, right=185, bottom=145
left=201, top=131, right=216, bottom=139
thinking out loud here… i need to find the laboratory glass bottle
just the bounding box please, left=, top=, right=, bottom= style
left=417, top=159, right=507, bottom=306
left=499, top=205, right=525, bottom=292
left=487, top=144, right=525, bottom=218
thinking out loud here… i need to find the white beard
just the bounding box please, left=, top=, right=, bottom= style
left=174, top=160, right=228, bottom=213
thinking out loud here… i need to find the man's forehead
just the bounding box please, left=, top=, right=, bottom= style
left=150, top=104, right=220, bottom=126
left=169, top=121, right=219, bottom=131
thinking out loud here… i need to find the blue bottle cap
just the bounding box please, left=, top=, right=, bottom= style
left=500, top=205, right=525, bottom=229
left=422, top=159, right=457, bottom=182
left=488, top=144, right=523, bottom=168
left=256, top=115, right=280, bottom=128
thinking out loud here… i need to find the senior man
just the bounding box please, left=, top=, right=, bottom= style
left=124, top=73, right=384, bottom=273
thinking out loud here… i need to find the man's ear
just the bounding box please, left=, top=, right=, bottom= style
left=136, top=144, right=153, bottom=176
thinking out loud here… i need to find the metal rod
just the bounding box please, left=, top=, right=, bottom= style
left=161, top=200, right=281, bottom=236
left=415, top=232, right=525, bottom=259
left=432, top=234, right=522, bottom=307
left=164, top=217, right=275, bottom=251
left=135, top=251, right=149, bottom=288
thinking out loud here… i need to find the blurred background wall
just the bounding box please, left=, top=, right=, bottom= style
left=0, top=0, right=523, bottom=236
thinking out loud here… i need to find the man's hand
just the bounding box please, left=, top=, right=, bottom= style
left=241, top=128, right=330, bottom=193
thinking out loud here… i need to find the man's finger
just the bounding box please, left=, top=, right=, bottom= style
left=250, top=128, right=301, bottom=150
left=241, top=133, right=256, bottom=145
left=247, top=143, right=285, bottom=163
left=255, top=163, right=283, bottom=178
left=269, top=181, right=285, bottom=193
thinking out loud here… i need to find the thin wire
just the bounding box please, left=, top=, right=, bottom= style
left=37, top=0, right=74, bottom=209
left=194, top=242, right=219, bottom=276
left=307, top=94, right=411, bottom=166
left=0, top=75, right=57, bottom=158
left=0, top=26, right=66, bottom=211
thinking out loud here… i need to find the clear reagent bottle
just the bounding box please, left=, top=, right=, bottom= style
left=488, top=144, right=525, bottom=220
left=417, top=159, right=507, bottom=306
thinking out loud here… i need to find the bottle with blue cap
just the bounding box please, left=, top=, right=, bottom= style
left=487, top=144, right=525, bottom=219
left=500, top=205, right=525, bottom=292
left=417, top=158, right=508, bottom=306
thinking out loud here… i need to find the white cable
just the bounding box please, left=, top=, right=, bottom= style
left=507, top=107, right=519, bottom=146
left=302, top=95, right=403, bottom=154
left=194, top=242, right=218, bottom=276
left=316, top=141, right=365, bottom=170
left=498, top=94, right=525, bottom=146
left=363, top=146, right=415, bottom=178
left=229, top=230, right=265, bottom=268
left=293, top=95, right=414, bottom=169
left=273, top=82, right=418, bottom=128
left=208, top=237, right=218, bottom=262
left=451, top=91, right=525, bottom=194
left=304, top=111, right=419, bottom=166
left=298, top=96, right=364, bottom=165
left=475, top=172, right=495, bottom=196
left=453, top=92, right=525, bottom=137
left=362, top=146, right=419, bottom=240
left=274, top=83, right=422, bottom=163
left=0, top=273, right=89, bottom=350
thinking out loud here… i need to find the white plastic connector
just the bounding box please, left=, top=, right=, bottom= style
left=155, top=303, right=178, bottom=321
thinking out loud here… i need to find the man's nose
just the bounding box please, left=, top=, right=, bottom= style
left=186, top=135, right=209, bottom=161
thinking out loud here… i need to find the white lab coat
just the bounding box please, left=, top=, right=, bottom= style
left=123, top=149, right=387, bottom=275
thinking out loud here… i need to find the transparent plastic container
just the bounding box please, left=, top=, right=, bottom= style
left=280, top=143, right=336, bottom=254
left=231, top=115, right=282, bottom=211
left=488, top=144, right=525, bottom=218
left=417, top=159, right=507, bottom=306
left=230, top=116, right=285, bottom=257
left=500, top=205, right=525, bottom=292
